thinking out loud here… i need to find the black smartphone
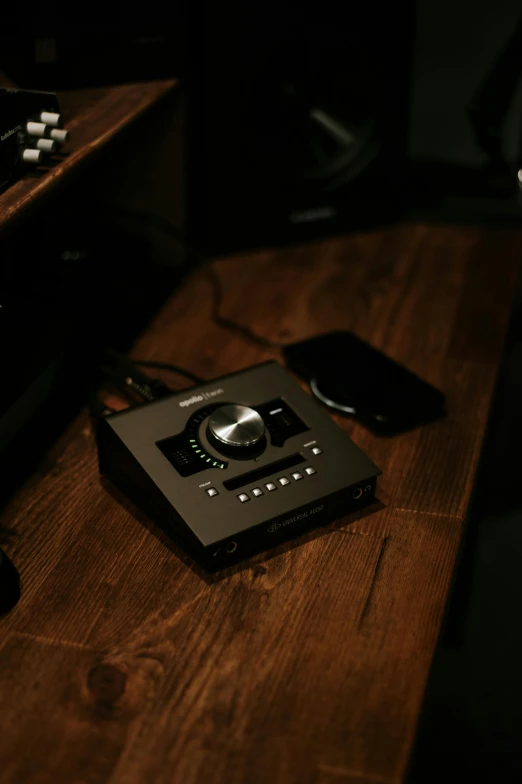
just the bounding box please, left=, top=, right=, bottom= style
left=283, top=331, right=446, bottom=435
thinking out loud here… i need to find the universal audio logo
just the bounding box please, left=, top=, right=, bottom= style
left=267, top=505, right=324, bottom=533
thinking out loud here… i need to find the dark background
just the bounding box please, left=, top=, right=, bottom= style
left=2, top=2, right=522, bottom=781
left=412, top=0, right=522, bottom=167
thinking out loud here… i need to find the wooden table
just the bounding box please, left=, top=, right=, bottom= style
left=0, top=223, right=520, bottom=784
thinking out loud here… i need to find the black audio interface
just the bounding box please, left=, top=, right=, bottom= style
left=97, top=362, right=381, bottom=571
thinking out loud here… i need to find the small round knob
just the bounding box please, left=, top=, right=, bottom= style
left=35, top=138, right=57, bottom=153
left=22, top=148, right=42, bottom=164
left=40, top=111, right=62, bottom=127
left=208, top=405, right=265, bottom=449
left=49, top=128, right=69, bottom=144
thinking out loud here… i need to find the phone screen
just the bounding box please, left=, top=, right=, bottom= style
left=283, top=331, right=446, bottom=434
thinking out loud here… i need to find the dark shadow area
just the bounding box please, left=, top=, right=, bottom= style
left=0, top=192, right=191, bottom=533
left=404, top=161, right=522, bottom=228
left=408, top=279, right=522, bottom=783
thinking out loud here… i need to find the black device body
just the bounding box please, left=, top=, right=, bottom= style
left=97, top=362, right=380, bottom=571
left=0, top=88, right=65, bottom=192
left=283, top=332, right=446, bottom=435
left=185, top=1, right=415, bottom=254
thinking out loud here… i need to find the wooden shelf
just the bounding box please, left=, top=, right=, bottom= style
left=0, top=75, right=177, bottom=235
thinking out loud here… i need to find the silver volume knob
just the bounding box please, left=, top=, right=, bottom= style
left=208, top=405, right=265, bottom=448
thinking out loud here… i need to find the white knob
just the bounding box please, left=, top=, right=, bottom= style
left=49, top=128, right=69, bottom=144
left=40, top=111, right=62, bottom=127
left=26, top=121, right=48, bottom=138
left=35, top=138, right=57, bottom=153
left=22, top=149, right=43, bottom=163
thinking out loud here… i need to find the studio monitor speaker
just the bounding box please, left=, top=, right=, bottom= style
left=184, top=2, right=416, bottom=254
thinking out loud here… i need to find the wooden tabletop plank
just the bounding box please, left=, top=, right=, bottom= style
left=0, top=76, right=177, bottom=235
left=0, top=222, right=520, bottom=783
left=0, top=506, right=462, bottom=784
left=0, top=632, right=134, bottom=783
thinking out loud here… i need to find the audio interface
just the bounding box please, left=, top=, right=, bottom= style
left=97, top=361, right=381, bottom=571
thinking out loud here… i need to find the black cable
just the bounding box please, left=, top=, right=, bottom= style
left=204, top=264, right=287, bottom=350
left=89, top=397, right=117, bottom=418
left=88, top=380, right=117, bottom=420
left=106, top=208, right=288, bottom=351
left=101, top=350, right=202, bottom=402
left=99, top=359, right=161, bottom=400
left=123, top=376, right=158, bottom=403
left=131, top=359, right=203, bottom=385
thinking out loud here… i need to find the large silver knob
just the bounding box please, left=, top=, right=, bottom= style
left=208, top=405, right=265, bottom=449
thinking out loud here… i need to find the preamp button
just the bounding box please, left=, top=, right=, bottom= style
left=311, top=446, right=323, bottom=455
left=238, top=493, right=250, bottom=503
left=206, top=487, right=219, bottom=497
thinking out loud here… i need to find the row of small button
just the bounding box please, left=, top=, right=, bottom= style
left=206, top=450, right=321, bottom=499
left=237, top=466, right=316, bottom=502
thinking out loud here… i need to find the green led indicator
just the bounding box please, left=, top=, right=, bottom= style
left=189, top=439, right=196, bottom=443
left=206, top=458, right=211, bottom=463
left=200, top=454, right=205, bottom=458
left=213, top=461, right=218, bottom=466
left=195, top=449, right=201, bottom=453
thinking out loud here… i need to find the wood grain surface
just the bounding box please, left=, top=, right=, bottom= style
left=0, top=73, right=177, bottom=235
left=0, top=223, right=520, bottom=784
